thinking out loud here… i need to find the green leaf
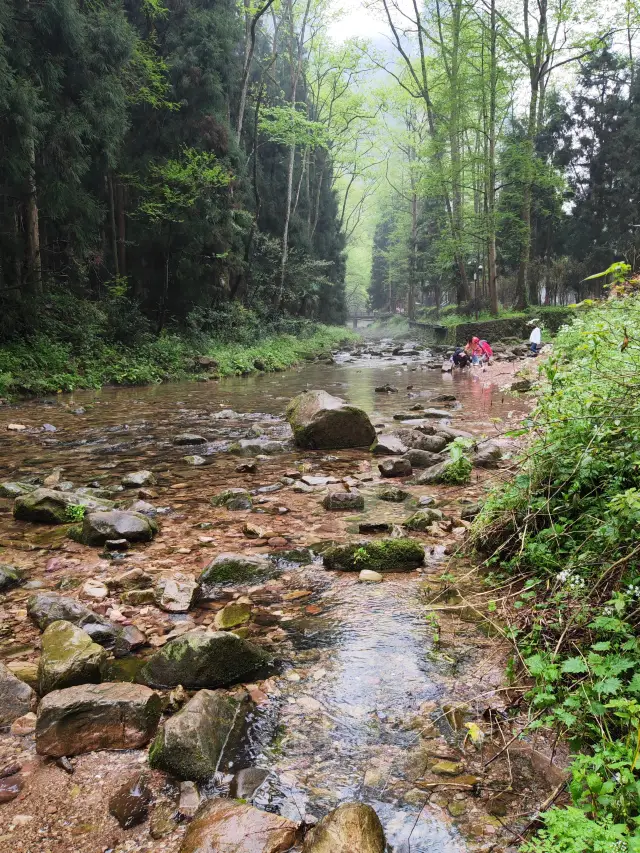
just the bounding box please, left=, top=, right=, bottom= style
left=561, top=656, right=589, bottom=674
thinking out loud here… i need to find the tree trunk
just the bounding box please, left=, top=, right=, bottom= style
left=487, top=0, right=498, bottom=315
left=116, top=181, right=127, bottom=280
left=107, top=173, right=119, bottom=278
left=408, top=189, right=417, bottom=320
left=25, top=136, right=41, bottom=294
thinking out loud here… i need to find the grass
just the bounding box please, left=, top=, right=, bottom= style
left=416, top=304, right=575, bottom=327
left=0, top=325, right=358, bottom=397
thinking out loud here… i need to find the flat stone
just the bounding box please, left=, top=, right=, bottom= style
left=178, top=781, right=200, bottom=820
left=149, top=689, right=249, bottom=781
left=27, top=592, right=119, bottom=647
left=13, top=488, right=114, bottom=524
left=184, top=455, right=207, bottom=465
left=376, top=485, right=409, bottom=502
left=10, top=712, right=37, bottom=736
left=154, top=577, right=200, bottom=613
left=0, top=564, right=23, bottom=591
left=0, top=482, right=37, bottom=498
left=403, top=449, right=444, bottom=469
left=0, top=662, right=36, bottom=726
left=38, top=620, right=107, bottom=694
left=358, top=522, right=392, bottom=534
left=323, top=539, right=424, bottom=573
left=403, top=509, right=443, bottom=531
left=35, top=682, right=162, bottom=757
left=229, top=767, right=270, bottom=800
left=432, top=760, right=464, bottom=776
left=180, top=798, right=300, bottom=853
left=173, top=434, right=207, bottom=445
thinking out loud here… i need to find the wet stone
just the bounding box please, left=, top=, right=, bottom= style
left=105, top=538, right=129, bottom=551
left=323, top=539, right=424, bottom=573
left=370, top=434, right=408, bottom=456
left=178, top=781, right=200, bottom=819
left=121, top=470, right=156, bottom=488
left=0, top=774, right=23, bottom=803
left=322, top=489, right=364, bottom=511
left=150, top=800, right=180, bottom=839
left=174, top=433, right=207, bottom=445
left=378, top=458, right=412, bottom=478
left=154, top=577, right=200, bottom=613
left=359, top=570, right=383, bottom=583
left=211, top=488, right=253, bottom=511
left=14, top=488, right=115, bottom=524
left=180, top=798, right=300, bottom=853
left=229, top=767, right=270, bottom=800
left=376, top=485, right=409, bottom=502
left=28, top=592, right=119, bottom=647
left=0, top=563, right=23, bottom=591
left=109, top=773, right=152, bottom=829
left=358, top=522, right=392, bottom=534
left=302, top=802, right=385, bottom=853
left=403, top=508, right=443, bottom=531
left=184, top=455, right=207, bottom=466
left=199, top=553, right=275, bottom=588
left=403, top=449, right=444, bottom=469
left=79, top=509, right=158, bottom=545
left=214, top=601, right=252, bottom=629
left=286, top=389, right=376, bottom=450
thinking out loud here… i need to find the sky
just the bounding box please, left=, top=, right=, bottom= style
left=328, top=0, right=392, bottom=42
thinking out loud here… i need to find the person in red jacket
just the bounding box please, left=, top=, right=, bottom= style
left=465, top=336, right=492, bottom=364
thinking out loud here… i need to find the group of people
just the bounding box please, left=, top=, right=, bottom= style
left=450, top=320, right=543, bottom=370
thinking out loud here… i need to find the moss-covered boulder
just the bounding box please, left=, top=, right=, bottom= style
left=198, top=553, right=275, bottom=588
left=78, top=509, right=158, bottom=545
left=210, top=488, right=253, bottom=511
left=413, top=460, right=457, bottom=485
left=286, top=390, right=376, bottom=450
left=149, top=689, right=248, bottom=781
left=403, top=509, right=443, bottom=531
left=139, top=631, right=269, bottom=689
left=13, top=488, right=114, bottom=524
left=0, top=481, right=37, bottom=498
left=214, top=602, right=252, bottom=629
left=323, top=539, right=424, bottom=573
left=38, top=620, right=107, bottom=695
left=0, top=564, right=23, bottom=591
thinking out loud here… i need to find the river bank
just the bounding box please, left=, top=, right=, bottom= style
left=0, top=325, right=357, bottom=399
left=0, top=339, right=553, bottom=853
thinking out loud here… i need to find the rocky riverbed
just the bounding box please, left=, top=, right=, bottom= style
left=0, top=341, right=564, bottom=853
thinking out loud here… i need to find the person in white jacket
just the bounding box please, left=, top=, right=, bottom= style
left=528, top=320, right=542, bottom=355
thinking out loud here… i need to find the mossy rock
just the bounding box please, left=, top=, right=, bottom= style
left=38, top=620, right=107, bottom=695
left=403, top=509, right=443, bottom=531
left=376, top=486, right=410, bottom=503
left=198, top=553, right=276, bottom=588
left=323, top=538, right=425, bottom=573
left=210, top=489, right=253, bottom=511
left=14, top=488, right=115, bottom=525
left=77, top=510, right=158, bottom=545
left=0, top=564, right=23, bottom=591
left=286, top=390, right=376, bottom=450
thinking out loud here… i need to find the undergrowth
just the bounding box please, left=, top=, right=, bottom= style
left=471, top=292, right=640, bottom=850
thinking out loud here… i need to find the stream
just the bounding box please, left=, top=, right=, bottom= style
left=0, top=343, right=530, bottom=853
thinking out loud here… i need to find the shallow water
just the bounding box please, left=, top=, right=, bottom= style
left=0, top=343, right=527, bottom=852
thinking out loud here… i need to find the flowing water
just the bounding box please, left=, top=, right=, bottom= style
left=0, top=344, right=528, bottom=852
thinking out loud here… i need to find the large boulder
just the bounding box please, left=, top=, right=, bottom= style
left=323, top=539, right=424, bottom=573
left=139, top=631, right=269, bottom=690
left=28, top=592, right=119, bottom=646
left=149, top=689, right=248, bottom=781
left=13, top=488, right=114, bottom=524
left=35, top=682, right=162, bottom=757
left=0, top=662, right=36, bottom=726
left=198, top=553, right=275, bottom=588
left=180, top=799, right=300, bottom=853
left=302, top=802, right=385, bottom=853
left=38, top=620, right=108, bottom=695
left=370, top=434, right=408, bottom=456
left=286, top=390, right=376, bottom=450
left=78, top=509, right=158, bottom=545
left=472, top=440, right=502, bottom=468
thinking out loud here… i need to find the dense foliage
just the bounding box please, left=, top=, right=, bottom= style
left=473, top=290, right=640, bottom=848
left=0, top=0, right=355, bottom=353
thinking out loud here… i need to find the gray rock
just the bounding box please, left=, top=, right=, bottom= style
left=322, top=490, right=364, bottom=511
left=413, top=434, right=448, bottom=453
left=149, top=689, right=249, bottom=781
left=403, top=449, right=444, bottom=469
left=286, top=390, right=376, bottom=450
left=302, top=802, right=385, bottom=853
left=358, top=522, right=393, bottom=534
left=378, top=458, right=412, bottom=478
left=413, top=460, right=457, bottom=484
left=198, top=553, right=275, bottom=588
left=370, top=434, right=408, bottom=456
left=0, top=662, right=36, bottom=726
left=126, top=500, right=157, bottom=517
left=228, top=439, right=287, bottom=456
left=461, top=502, right=482, bottom=521
left=422, top=408, right=452, bottom=418
left=183, top=455, right=207, bottom=466
left=13, top=488, right=114, bottom=524
left=229, top=767, right=270, bottom=800
left=35, top=682, right=162, bottom=756
left=375, top=485, right=409, bottom=502
left=473, top=440, right=502, bottom=468
left=173, top=434, right=207, bottom=445
left=79, top=509, right=158, bottom=545
left=0, top=563, right=23, bottom=591
left=28, top=592, right=119, bottom=646
left=113, top=625, right=148, bottom=658
left=154, top=577, right=200, bottom=613
left=211, top=488, right=253, bottom=511
left=121, top=470, right=156, bottom=488
left=139, top=631, right=269, bottom=689
left=38, top=620, right=107, bottom=695
left=0, top=481, right=37, bottom=498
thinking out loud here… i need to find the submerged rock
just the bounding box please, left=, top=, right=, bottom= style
left=286, top=390, right=376, bottom=450
left=78, top=509, right=158, bottom=545
left=302, top=802, right=385, bottom=853
left=323, top=539, right=424, bottom=573
left=149, top=689, right=248, bottom=781
left=211, top=488, right=253, bottom=511
left=109, top=773, right=152, bottom=829
left=322, top=490, right=364, bottom=511
left=179, top=799, right=300, bottom=853
left=183, top=455, right=207, bottom=466
left=198, top=553, right=275, bottom=588
left=13, top=488, right=114, bottom=524
left=0, top=662, right=36, bottom=726
left=35, top=682, right=162, bottom=757
left=139, top=631, right=269, bottom=689
left=38, top=620, right=107, bottom=695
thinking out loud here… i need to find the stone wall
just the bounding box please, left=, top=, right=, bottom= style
left=410, top=308, right=575, bottom=347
